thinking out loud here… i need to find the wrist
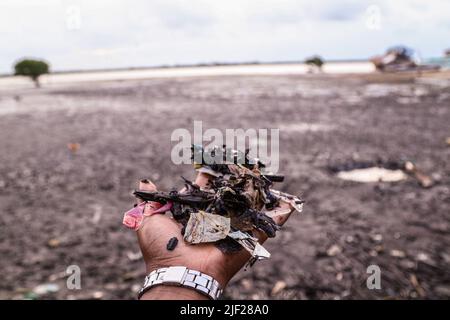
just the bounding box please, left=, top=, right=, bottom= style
left=144, top=260, right=231, bottom=289
left=140, top=285, right=209, bottom=300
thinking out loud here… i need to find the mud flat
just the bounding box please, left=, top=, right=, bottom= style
left=0, top=71, right=449, bottom=299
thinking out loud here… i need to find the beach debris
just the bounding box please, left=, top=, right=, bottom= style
left=47, top=238, right=60, bottom=248
left=228, top=230, right=271, bottom=264
left=271, top=280, right=287, bottom=295
left=184, top=211, right=230, bottom=244
left=240, top=279, right=252, bottom=290
left=331, top=160, right=433, bottom=187
left=123, top=145, right=303, bottom=265
left=122, top=203, right=146, bottom=231
left=371, top=46, right=440, bottom=73
left=370, top=234, right=383, bottom=242
left=410, top=274, right=426, bottom=297
left=23, top=292, right=39, bottom=300
left=122, top=201, right=169, bottom=231
left=403, top=161, right=433, bottom=188
left=92, top=291, right=104, bottom=299
left=326, top=244, right=342, bottom=257
left=67, top=142, right=80, bottom=153
left=266, top=189, right=304, bottom=216
left=390, top=249, right=406, bottom=258
left=166, top=237, right=179, bottom=251
left=337, top=167, right=407, bottom=183
left=416, top=252, right=430, bottom=263
left=33, top=283, right=59, bottom=296
left=91, top=204, right=103, bottom=224
left=446, top=137, right=450, bottom=146
left=126, top=250, right=142, bottom=261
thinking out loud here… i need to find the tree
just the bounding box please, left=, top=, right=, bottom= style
left=14, top=59, right=50, bottom=88
left=305, top=55, right=324, bottom=72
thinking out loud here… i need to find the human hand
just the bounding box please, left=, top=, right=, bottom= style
left=135, top=172, right=294, bottom=300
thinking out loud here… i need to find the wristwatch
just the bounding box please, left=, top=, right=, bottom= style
left=138, top=266, right=223, bottom=300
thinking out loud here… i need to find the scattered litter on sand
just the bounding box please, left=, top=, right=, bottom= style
left=336, top=167, right=407, bottom=183
left=33, top=283, right=59, bottom=296
left=332, top=160, right=433, bottom=187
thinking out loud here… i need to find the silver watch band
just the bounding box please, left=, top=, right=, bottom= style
left=138, top=266, right=223, bottom=300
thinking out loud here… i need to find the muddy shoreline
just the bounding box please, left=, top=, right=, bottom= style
left=0, top=73, right=449, bottom=299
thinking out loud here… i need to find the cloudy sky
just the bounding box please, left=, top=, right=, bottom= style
left=0, top=0, right=449, bottom=73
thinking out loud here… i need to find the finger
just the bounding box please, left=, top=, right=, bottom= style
left=139, top=178, right=157, bottom=192
left=137, top=179, right=163, bottom=215
left=136, top=178, right=157, bottom=204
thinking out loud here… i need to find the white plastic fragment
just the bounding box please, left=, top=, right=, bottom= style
left=228, top=230, right=271, bottom=260
left=269, top=189, right=304, bottom=214
left=184, top=210, right=231, bottom=244
left=336, top=167, right=407, bottom=183
left=33, top=283, right=60, bottom=295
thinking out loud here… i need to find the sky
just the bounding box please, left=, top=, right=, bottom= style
left=0, top=0, right=449, bottom=73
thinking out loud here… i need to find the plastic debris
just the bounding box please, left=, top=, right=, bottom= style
left=91, top=204, right=103, bottom=224
left=67, top=142, right=80, bottom=153
left=92, top=291, right=104, bottom=299
left=326, top=244, right=342, bottom=257
left=266, top=189, right=304, bottom=216
left=122, top=203, right=146, bottom=231
left=271, top=280, right=287, bottom=296
left=126, top=251, right=142, bottom=261
left=184, top=211, right=230, bottom=244
left=166, top=237, right=179, bottom=251
left=23, top=292, right=39, bottom=300
left=410, top=274, right=426, bottom=297
left=370, top=234, right=383, bottom=242
left=404, top=161, right=433, bottom=188
left=390, top=249, right=406, bottom=258
left=371, top=46, right=440, bottom=73
left=228, top=230, right=271, bottom=263
left=47, top=238, right=60, bottom=248
left=33, top=283, right=59, bottom=296
left=122, top=201, right=170, bottom=231
left=123, top=145, right=303, bottom=266
left=336, top=167, right=407, bottom=183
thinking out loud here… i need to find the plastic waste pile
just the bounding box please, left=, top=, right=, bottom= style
left=123, top=146, right=303, bottom=266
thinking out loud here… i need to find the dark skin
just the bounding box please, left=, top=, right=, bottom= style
left=136, top=172, right=294, bottom=300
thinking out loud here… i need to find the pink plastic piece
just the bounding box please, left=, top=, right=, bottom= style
left=122, top=203, right=145, bottom=230
left=123, top=202, right=173, bottom=230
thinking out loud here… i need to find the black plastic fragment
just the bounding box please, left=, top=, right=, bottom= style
left=166, top=237, right=178, bottom=251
